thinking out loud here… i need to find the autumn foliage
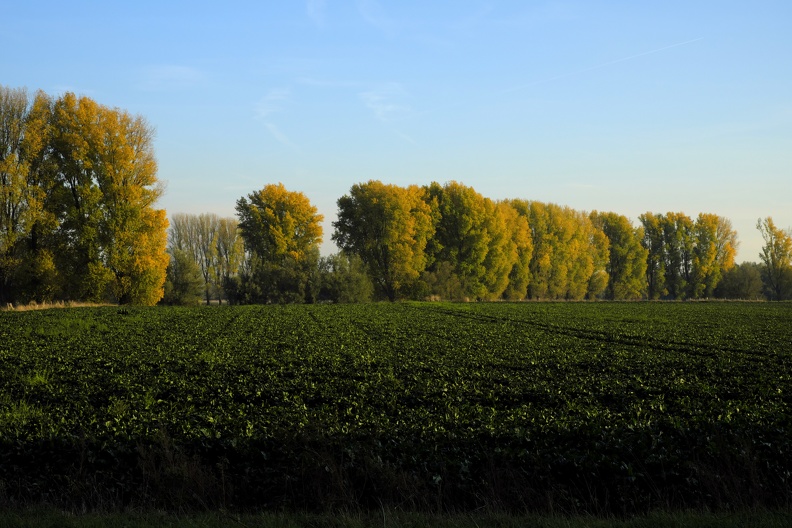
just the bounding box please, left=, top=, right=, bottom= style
left=0, top=86, right=168, bottom=305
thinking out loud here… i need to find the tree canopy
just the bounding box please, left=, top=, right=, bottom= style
left=235, top=183, right=323, bottom=303
left=333, top=180, right=434, bottom=301
left=757, top=217, right=792, bottom=300
left=0, top=85, right=168, bottom=305
left=7, top=85, right=788, bottom=305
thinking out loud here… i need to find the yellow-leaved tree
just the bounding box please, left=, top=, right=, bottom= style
left=333, top=180, right=434, bottom=301
left=1, top=86, right=168, bottom=305
left=236, top=183, right=323, bottom=303
left=757, top=217, right=792, bottom=300
left=691, top=213, right=738, bottom=298
left=422, top=181, right=522, bottom=300
left=499, top=200, right=533, bottom=300
left=590, top=211, right=648, bottom=300
left=93, top=103, right=168, bottom=304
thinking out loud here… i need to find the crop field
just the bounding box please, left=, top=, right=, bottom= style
left=0, top=302, right=790, bottom=514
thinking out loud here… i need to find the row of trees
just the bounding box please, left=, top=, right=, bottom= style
left=161, top=187, right=374, bottom=306
left=4, top=85, right=787, bottom=305
left=331, top=181, right=742, bottom=302
left=163, top=213, right=243, bottom=305
left=1, top=86, right=168, bottom=305
left=163, top=180, right=792, bottom=305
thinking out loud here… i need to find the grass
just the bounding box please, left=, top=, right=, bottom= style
left=0, top=300, right=111, bottom=312
left=2, top=508, right=791, bottom=528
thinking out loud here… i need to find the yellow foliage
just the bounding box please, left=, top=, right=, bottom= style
left=236, top=183, right=323, bottom=263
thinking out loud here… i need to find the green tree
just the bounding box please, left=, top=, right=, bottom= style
left=714, top=262, right=765, bottom=300
left=691, top=214, right=738, bottom=298
left=0, top=86, right=31, bottom=303
left=640, top=212, right=667, bottom=299
left=662, top=212, right=694, bottom=299
left=0, top=87, right=56, bottom=303
left=0, top=87, right=168, bottom=305
left=590, top=211, right=647, bottom=299
left=500, top=200, right=533, bottom=300
left=757, top=217, right=792, bottom=300
left=333, top=181, right=434, bottom=301
left=423, top=181, right=517, bottom=300
left=162, top=248, right=204, bottom=305
left=586, top=226, right=610, bottom=300
left=525, top=201, right=553, bottom=299
left=236, top=183, right=323, bottom=303
left=318, top=252, right=374, bottom=303
left=420, top=261, right=465, bottom=301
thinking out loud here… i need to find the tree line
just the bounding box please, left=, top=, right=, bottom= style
left=3, top=85, right=790, bottom=306
left=1, top=86, right=167, bottom=305
left=164, top=181, right=792, bottom=305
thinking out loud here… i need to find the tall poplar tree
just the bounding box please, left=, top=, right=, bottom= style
left=1, top=86, right=168, bottom=305
left=0, top=87, right=55, bottom=303
left=757, top=217, right=792, bottom=300
left=500, top=200, right=533, bottom=300
left=423, top=181, right=516, bottom=300
left=691, top=213, right=738, bottom=298
left=640, top=212, right=667, bottom=299
left=49, top=92, right=168, bottom=304
left=333, top=180, right=434, bottom=301
left=590, top=211, right=647, bottom=299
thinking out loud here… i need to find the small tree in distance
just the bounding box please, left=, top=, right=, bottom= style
left=161, top=249, right=203, bottom=305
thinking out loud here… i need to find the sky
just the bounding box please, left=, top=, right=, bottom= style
left=3, top=1, right=790, bottom=262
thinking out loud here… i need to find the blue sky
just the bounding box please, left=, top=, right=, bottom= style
left=3, top=1, right=790, bottom=261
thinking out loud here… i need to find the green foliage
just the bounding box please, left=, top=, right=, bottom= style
left=239, top=248, right=321, bottom=304
left=236, top=184, right=323, bottom=303
left=640, top=212, right=738, bottom=300
left=162, top=249, right=204, bottom=305
left=714, top=262, right=766, bottom=300
left=639, top=213, right=667, bottom=299
left=0, top=85, right=168, bottom=306
left=590, top=211, right=647, bottom=299
left=661, top=212, right=695, bottom=299
left=333, top=180, right=435, bottom=301
left=757, top=217, right=792, bottom=300
left=317, top=252, right=373, bottom=303
left=423, top=181, right=494, bottom=299
left=0, top=303, right=790, bottom=514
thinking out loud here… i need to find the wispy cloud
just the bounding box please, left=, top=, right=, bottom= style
left=255, top=88, right=290, bottom=119
left=359, top=83, right=418, bottom=144
left=359, top=82, right=414, bottom=123
left=138, top=65, right=204, bottom=92
left=306, top=0, right=327, bottom=27
left=255, top=89, right=299, bottom=152
left=51, top=85, right=97, bottom=97
left=265, top=123, right=299, bottom=152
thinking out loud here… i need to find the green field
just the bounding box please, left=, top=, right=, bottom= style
left=1, top=302, right=790, bottom=514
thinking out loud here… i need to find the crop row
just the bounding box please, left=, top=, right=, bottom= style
left=0, top=302, right=790, bottom=513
